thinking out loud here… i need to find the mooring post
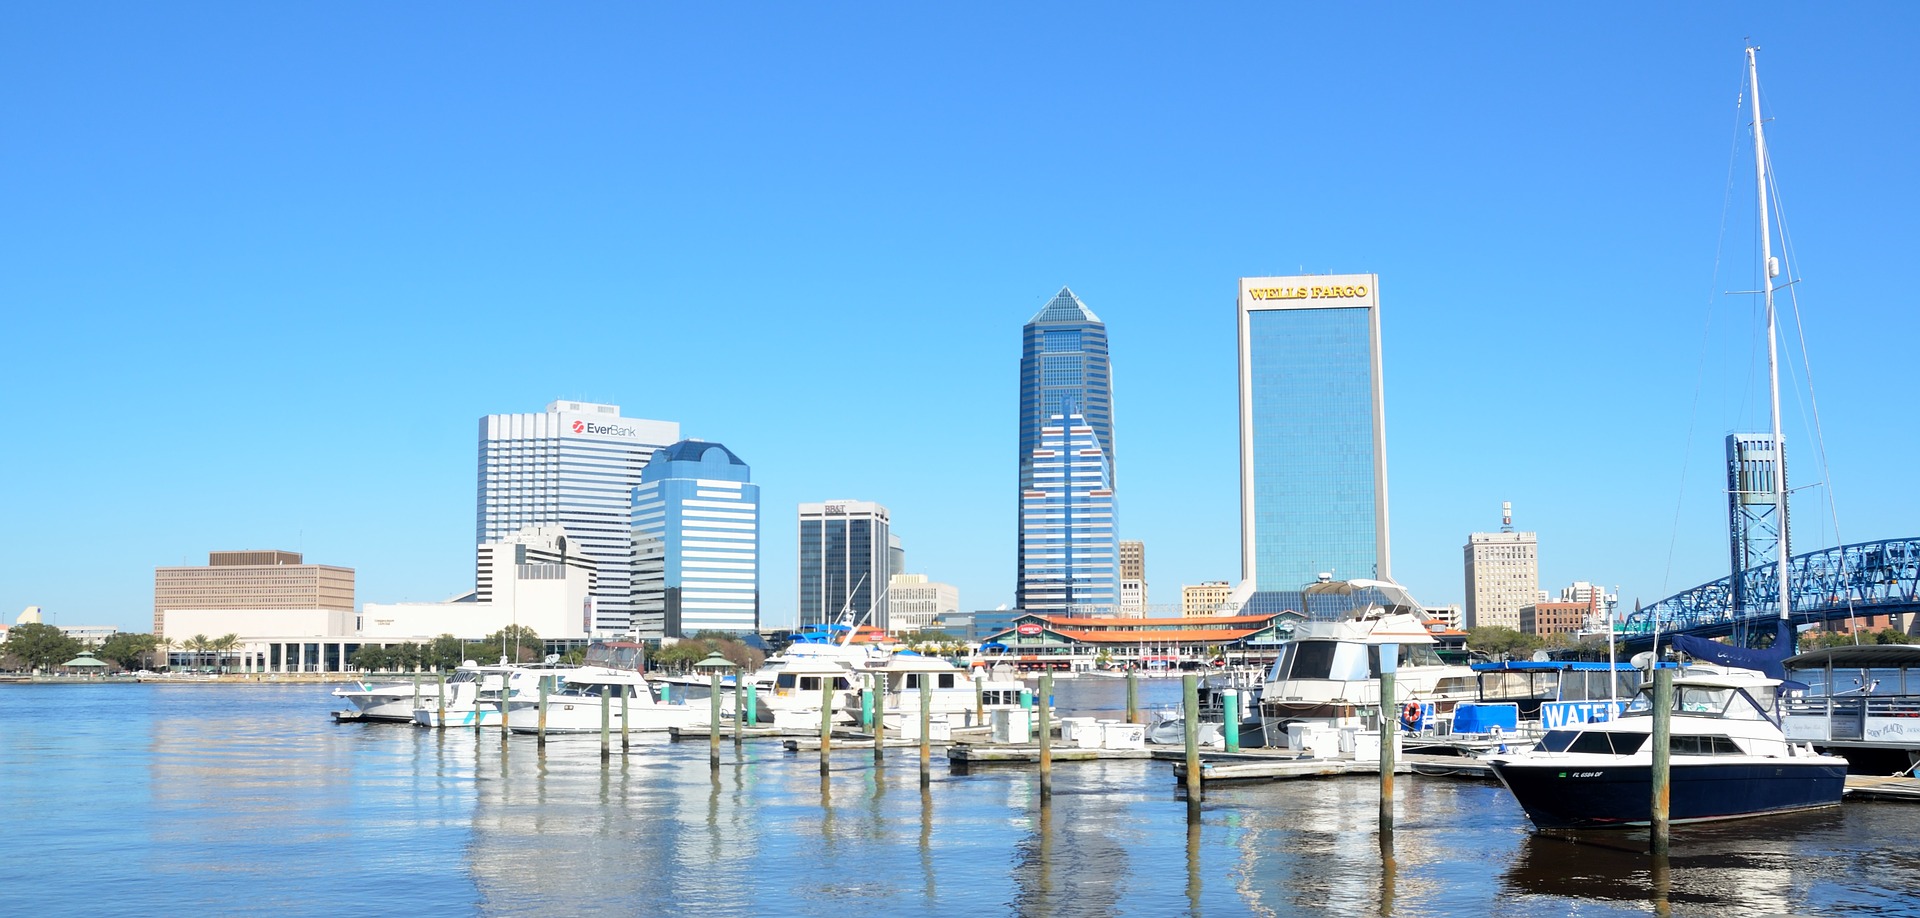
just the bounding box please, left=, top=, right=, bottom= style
left=974, top=673, right=984, bottom=726
left=537, top=675, right=550, bottom=748
left=1651, top=666, right=1674, bottom=856
left=412, top=674, right=420, bottom=710
left=745, top=683, right=758, bottom=733
left=437, top=672, right=446, bottom=726
left=1379, top=650, right=1396, bottom=837
left=873, top=674, right=887, bottom=759
left=1223, top=689, right=1241, bottom=753
left=862, top=678, right=875, bottom=732
left=620, top=686, right=630, bottom=753
left=709, top=671, right=722, bottom=770
left=499, top=673, right=510, bottom=745
left=733, top=676, right=744, bottom=746
left=600, top=687, right=611, bottom=760
left=1183, top=673, right=1201, bottom=797
left=1126, top=668, right=1139, bottom=724
left=919, top=678, right=932, bottom=783
left=1038, top=671, right=1054, bottom=798
left=820, top=677, right=834, bottom=773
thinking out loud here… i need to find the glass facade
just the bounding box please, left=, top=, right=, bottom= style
left=1239, top=276, right=1389, bottom=602
left=1018, top=288, right=1115, bottom=609
left=630, top=440, right=759, bottom=639
left=1019, top=414, right=1120, bottom=615
left=797, top=501, right=891, bottom=630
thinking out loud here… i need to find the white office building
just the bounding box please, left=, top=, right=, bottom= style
left=478, top=400, right=678, bottom=636
left=887, top=573, right=958, bottom=635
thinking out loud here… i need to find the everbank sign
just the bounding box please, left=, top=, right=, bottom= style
left=568, top=418, right=648, bottom=438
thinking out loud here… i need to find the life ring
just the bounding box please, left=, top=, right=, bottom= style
left=1399, top=701, right=1423, bottom=731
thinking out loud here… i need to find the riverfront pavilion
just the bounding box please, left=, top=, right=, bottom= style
left=978, top=611, right=1303, bottom=672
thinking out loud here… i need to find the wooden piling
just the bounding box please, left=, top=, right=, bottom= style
left=1182, top=673, right=1200, bottom=797
left=538, top=675, right=550, bottom=747
left=709, top=671, right=722, bottom=770
left=733, top=676, right=744, bottom=746
left=1038, top=671, right=1053, bottom=798
left=1650, top=666, right=1673, bottom=855
left=436, top=673, right=446, bottom=725
left=1378, top=655, right=1396, bottom=836
left=919, top=678, right=932, bottom=782
left=621, top=687, right=629, bottom=753
left=1127, top=669, right=1139, bottom=724
left=820, top=677, right=834, bottom=774
left=600, top=689, right=611, bottom=760
left=873, top=674, right=886, bottom=759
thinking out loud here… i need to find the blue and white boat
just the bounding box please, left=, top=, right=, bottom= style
left=1486, top=668, right=1846, bottom=829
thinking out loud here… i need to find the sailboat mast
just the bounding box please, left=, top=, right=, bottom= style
left=1748, top=46, right=1790, bottom=624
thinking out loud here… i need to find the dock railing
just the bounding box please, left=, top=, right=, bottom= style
left=1782, top=693, right=1920, bottom=745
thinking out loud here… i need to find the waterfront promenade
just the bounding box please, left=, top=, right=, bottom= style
left=1, top=680, right=1911, bottom=916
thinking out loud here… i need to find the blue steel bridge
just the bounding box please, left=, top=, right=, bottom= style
left=1619, top=537, right=1920, bottom=651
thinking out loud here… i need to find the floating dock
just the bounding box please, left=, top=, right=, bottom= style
left=1845, top=775, right=1920, bottom=801
left=947, top=743, right=1154, bottom=765
left=667, top=724, right=794, bottom=741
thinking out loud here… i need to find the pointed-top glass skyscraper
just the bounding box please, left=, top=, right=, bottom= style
left=1018, top=287, right=1115, bottom=611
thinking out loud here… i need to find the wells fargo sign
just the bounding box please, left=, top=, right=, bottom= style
left=1248, top=283, right=1369, bottom=301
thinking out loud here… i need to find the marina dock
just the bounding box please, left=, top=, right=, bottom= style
left=1844, top=775, right=1920, bottom=802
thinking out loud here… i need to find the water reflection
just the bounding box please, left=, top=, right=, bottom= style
left=7, top=684, right=1919, bottom=917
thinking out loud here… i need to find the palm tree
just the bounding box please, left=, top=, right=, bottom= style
left=187, top=634, right=211, bottom=672
left=157, top=636, right=177, bottom=671
left=214, top=633, right=240, bottom=674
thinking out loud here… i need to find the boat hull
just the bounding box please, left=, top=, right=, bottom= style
left=1488, top=758, right=1846, bottom=829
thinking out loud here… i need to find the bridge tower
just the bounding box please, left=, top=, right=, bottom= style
left=1727, top=433, right=1789, bottom=616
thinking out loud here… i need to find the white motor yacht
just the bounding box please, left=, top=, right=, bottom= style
left=863, top=654, right=1027, bottom=731
left=412, top=657, right=577, bottom=728
left=1259, top=587, right=1477, bottom=728
left=504, top=655, right=703, bottom=735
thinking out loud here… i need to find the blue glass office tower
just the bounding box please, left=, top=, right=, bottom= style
left=1237, top=275, right=1391, bottom=610
left=797, top=500, right=892, bottom=630
left=631, top=440, right=759, bottom=639
left=1020, top=414, right=1120, bottom=614
left=1017, top=287, right=1115, bottom=609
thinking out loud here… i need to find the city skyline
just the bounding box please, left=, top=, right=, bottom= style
left=6, top=8, right=1920, bottom=633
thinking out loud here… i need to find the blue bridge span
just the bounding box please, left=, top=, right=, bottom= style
left=1619, top=537, right=1920, bottom=651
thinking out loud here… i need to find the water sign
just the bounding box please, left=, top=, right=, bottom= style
left=1541, top=701, right=1624, bottom=730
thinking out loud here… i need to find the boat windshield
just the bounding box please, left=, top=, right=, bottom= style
left=1622, top=685, right=1769, bottom=720
left=1270, top=641, right=1370, bottom=682
left=1369, top=643, right=1444, bottom=673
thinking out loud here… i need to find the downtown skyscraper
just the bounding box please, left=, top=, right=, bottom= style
left=797, top=500, right=892, bottom=630
left=1019, top=414, right=1120, bottom=615
left=1237, top=275, right=1391, bottom=611
left=477, top=399, right=679, bottom=636
left=1017, top=287, right=1116, bottom=611
left=631, top=440, right=760, bottom=639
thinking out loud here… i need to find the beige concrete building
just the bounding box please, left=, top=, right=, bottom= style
left=1119, top=540, right=1147, bottom=614
left=887, top=573, right=958, bottom=635
left=154, top=550, right=354, bottom=638
left=1464, top=531, right=1539, bottom=630
left=1182, top=581, right=1233, bottom=617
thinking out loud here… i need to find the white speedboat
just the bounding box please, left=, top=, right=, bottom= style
left=333, top=678, right=433, bottom=723
left=1486, top=668, right=1847, bottom=829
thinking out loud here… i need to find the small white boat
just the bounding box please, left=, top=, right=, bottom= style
left=1259, top=582, right=1476, bottom=728
left=412, top=658, right=577, bottom=728
left=332, top=678, right=433, bottom=723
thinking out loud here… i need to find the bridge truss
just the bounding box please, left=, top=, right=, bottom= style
left=1619, top=537, right=1920, bottom=651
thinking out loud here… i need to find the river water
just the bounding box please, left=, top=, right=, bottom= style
left=1, top=680, right=1915, bottom=917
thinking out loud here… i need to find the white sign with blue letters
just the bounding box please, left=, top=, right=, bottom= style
left=1541, top=700, right=1624, bottom=729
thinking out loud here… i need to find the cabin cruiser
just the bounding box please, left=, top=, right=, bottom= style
left=864, top=654, right=1027, bottom=732
left=1486, top=668, right=1847, bottom=829
left=504, top=669, right=701, bottom=734
left=412, top=657, right=578, bottom=728
left=1258, top=585, right=1477, bottom=727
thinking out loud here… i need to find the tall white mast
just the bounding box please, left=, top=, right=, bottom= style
left=1748, top=46, right=1791, bottom=624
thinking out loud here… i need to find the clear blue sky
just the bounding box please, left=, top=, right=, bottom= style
left=4, top=5, right=1917, bottom=633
